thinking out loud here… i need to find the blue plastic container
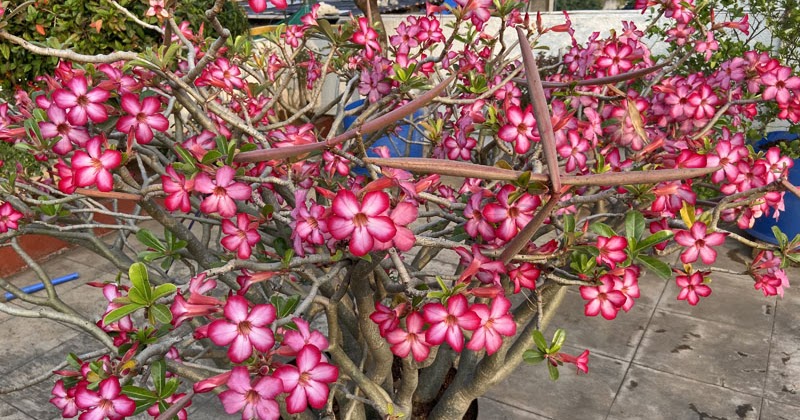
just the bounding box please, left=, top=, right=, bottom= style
left=343, top=100, right=425, bottom=171
left=747, top=131, right=800, bottom=244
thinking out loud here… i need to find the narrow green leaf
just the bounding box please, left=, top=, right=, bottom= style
left=129, top=263, right=152, bottom=302
left=625, top=211, right=645, bottom=242
left=150, top=304, right=173, bottom=325
left=563, top=214, right=575, bottom=234
left=132, top=398, right=159, bottom=416
left=138, top=251, right=164, bottom=262
left=103, top=303, right=144, bottom=325
left=151, top=283, right=177, bottom=301
left=523, top=349, right=545, bottom=364
left=122, top=385, right=157, bottom=400
left=161, top=378, right=180, bottom=399
left=589, top=222, right=617, bottom=238
left=548, top=363, right=560, bottom=381
left=636, top=255, right=673, bottom=280
left=151, top=359, right=166, bottom=395
left=550, top=328, right=566, bottom=353
left=136, top=229, right=166, bottom=252
left=772, top=226, right=789, bottom=249
left=531, top=330, right=548, bottom=352
left=635, top=230, right=674, bottom=252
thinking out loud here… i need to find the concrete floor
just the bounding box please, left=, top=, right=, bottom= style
left=0, top=239, right=798, bottom=419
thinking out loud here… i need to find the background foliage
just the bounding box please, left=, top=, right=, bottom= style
left=0, top=0, right=248, bottom=96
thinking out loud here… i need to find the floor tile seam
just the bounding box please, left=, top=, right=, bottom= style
left=604, top=274, right=669, bottom=420
left=759, top=297, right=780, bottom=415
left=0, top=329, right=83, bottom=377
left=628, top=361, right=765, bottom=399
left=653, top=306, right=775, bottom=336
left=480, top=396, right=555, bottom=419
left=0, top=396, right=37, bottom=420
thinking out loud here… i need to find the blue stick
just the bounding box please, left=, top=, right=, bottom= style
left=3, top=272, right=80, bottom=302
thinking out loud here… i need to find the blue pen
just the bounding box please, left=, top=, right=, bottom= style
left=3, top=272, right=80, bottom=302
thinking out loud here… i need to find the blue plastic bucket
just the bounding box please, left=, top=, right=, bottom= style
left=747, top=131, right=800, bottom=244
left=343, top=99, right=425, bottom=170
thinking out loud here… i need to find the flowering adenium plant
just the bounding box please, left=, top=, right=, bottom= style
left=0, top=0, right=798, bottom=418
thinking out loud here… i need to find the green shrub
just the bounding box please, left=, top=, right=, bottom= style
left=0, top=0, right=248, bottom=95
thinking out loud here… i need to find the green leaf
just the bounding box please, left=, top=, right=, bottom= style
left=150, top=304, right=173, bottom=325
left=523, top=349, right=545, bottom=364
left=625, top=211, right=645, bottom=242
left=150, top=359, right=166, bottom=395
left=563, top=214, right=575, bottom=234
left=128, top=287, right=149, bottom=305
left=531, top=330, right=548, bottom=352
left=151, top=283, right=177, bottom=301
left=201, top=150, right=223, bottom=165
left=103, top=303, right=144, bottom=325
left=129, top=263, right=152, bottom=302
left=132, top=398, right=159, bottom=416
left=635, top=230, right=674, bottom=252
left=589, top=222, right=616, bottom=238
left=636, top=255, right=673, bottom=280
left=173, top=145, right=196, bottom=167
left=136, top=229, right=166, bottom=252
left=550, top=328, right=566, bottom=353
left=138, top=251, right=164, bottom=263
left=548, top=363, right=560, bottom=381
left=122, top=385, right=157, bottom=400
left=772, top=226, right=789, bottom=249
left=161, top=378, right=180, bottom=399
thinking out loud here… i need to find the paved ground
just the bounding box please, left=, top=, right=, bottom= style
left=0, top=238, right=798, bottom=419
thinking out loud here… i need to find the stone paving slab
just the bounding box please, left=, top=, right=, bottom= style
left=0, top=332, right=101, bottom=420
left=607, top=364, right=761, bottom=419
left=477, top=397, right=552, bottom=419
left=485, top=345, right=627, bottom=420
left=0, top=402, right=33, bottom=420
left=633, top=309, right=771, bottom=396
left=544, top=289, right=656, bottom=362
left=760, top=398, right=800, bottom=420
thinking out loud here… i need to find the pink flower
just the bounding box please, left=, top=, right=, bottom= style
left=674, top=222, right=727, bottom=265
left=291, top=191, right=329, bottom=256
left=162, top=165, right=194, bottom=213
left=0, top=202, right=23, bottom=233
left=483, top=185, right=540, bottom=242
left=195, top=58, right=245, bottom=92
left=676, top=272, right=711, bottom=305
left=464, top=192, right=495, bottom=241
left=219, top=367, right=282, bottom=420
left=145, top=0, right=170, bottom=18
left=221, top=213, right=261, bottom=259
left=70, top=136, right=121, bottom=192
left=386, top=312, right=431, bottom=361
left=596, top=41, right=634, bottom=76
left=208, top=295, right=276, bottom=363
left=595, top=236, right=628, bottom=269
left=74, top=377, right=135, bottom=420
left=39, top=105, right=89, bottom=155
left=51, top=75, right=109, bottom=125
left=282, top=317, right=329, bottom=354
left=557, top=349, right=590, bottom=374
left=116, top=94, right=169, bottom=144
left=614, top=268, right=640, bottom=312
left=761, top=66, right=800, bottom=105
left=580, top=277, right=626, bottom=320
left=508, top=262, right=540, bottom=294
left=466, top=296, right=516, bottom=355
left=455, top=244, right=507, bottom=285
left=369, top=302, right=405, bottom=336
left=273, top=345, right=339, bottom=413
left=194, top=166, right=252, bottom=218
left=328, top=190, right=397, bottom=256
left=352, top=17, right=381, bottom=59
left=50, top=380, right=79, bottom=418
left=423, top=294, right=481, bottom=352
left=373, top=201, right=418, bottom=252
left=147, top=393, right=191, bottom=420
left=249, top=0, right=287, bottom=12
left=498, top=105, right=536, bottom=154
